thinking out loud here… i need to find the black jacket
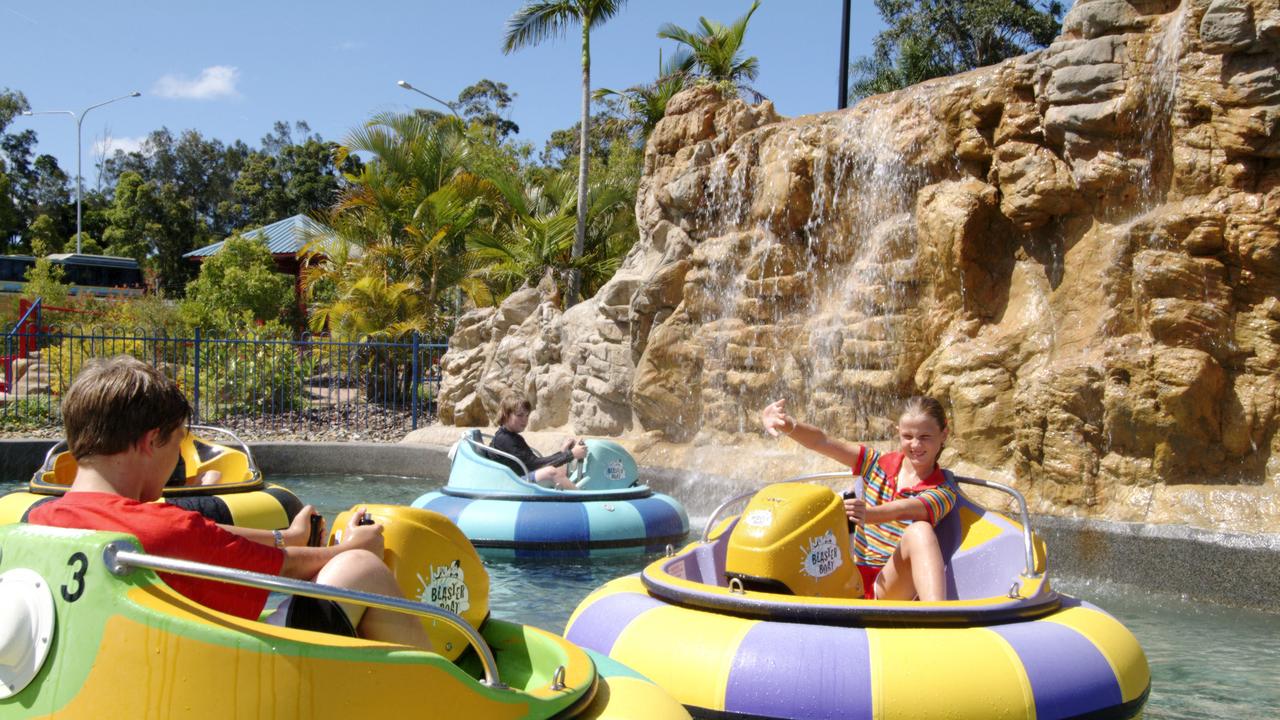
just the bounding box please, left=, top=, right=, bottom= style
left=488, top=427, right=572, bottom=477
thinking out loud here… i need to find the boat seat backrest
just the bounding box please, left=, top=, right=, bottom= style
left=446, top=433, right=533, bottom=493
left=933, top=487, right=1034, bottom=601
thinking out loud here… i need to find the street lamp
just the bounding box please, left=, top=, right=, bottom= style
left=23, top=91, right=142, bottom=254
left=396, top=80, right=460, bottom=118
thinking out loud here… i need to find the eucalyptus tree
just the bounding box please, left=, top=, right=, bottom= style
left=657, top=0, right=764, bottom=101
left=503, top=0, right=628, bottom=307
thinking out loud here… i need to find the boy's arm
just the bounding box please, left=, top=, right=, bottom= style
left=217, top=505, right=317, bottom=547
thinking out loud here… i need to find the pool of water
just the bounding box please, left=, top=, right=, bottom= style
left=5, top=474, right=1277, bottom=718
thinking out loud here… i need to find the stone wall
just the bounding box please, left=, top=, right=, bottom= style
left=437, top=0, right=1280, bottom=533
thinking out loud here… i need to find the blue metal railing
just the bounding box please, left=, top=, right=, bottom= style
left=0, top=324, right=448, bottom=435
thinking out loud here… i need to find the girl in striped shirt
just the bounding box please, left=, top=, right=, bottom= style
left=761, top=396, right=956, bottom=601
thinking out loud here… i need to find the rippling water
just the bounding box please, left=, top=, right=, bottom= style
left=5, top=474, right=1277, bottom=719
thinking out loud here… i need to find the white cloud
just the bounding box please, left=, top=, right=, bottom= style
left=152, top=65, right=240, bottom=100
left=92, top=135, right=148, bottom=158
left=336, top=40, right=365, bottom=51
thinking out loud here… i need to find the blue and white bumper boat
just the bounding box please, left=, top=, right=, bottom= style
left=412, top=430, right=688, bottom=558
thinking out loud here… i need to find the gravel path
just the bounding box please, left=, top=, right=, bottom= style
left=0, top=405, right=435, bottom=443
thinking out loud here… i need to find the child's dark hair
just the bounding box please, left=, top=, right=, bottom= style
left=61, top=355, right=192, bottom=459
left=496, top=393, right=533, bottom=427
left=901, top=395, right=947, bottom=430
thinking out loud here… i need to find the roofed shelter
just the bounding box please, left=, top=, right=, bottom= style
left=184, top=214, right=325, bottom=320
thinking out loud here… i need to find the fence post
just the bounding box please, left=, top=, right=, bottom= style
left=193, top=327, right=202, bottom=423
left=411, top=331, right=421, bottom=430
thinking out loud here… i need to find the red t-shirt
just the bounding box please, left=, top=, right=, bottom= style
left=29, top=492, right=285, bottom=620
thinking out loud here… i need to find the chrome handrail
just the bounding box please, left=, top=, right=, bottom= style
left=952, top=475, right=1042, bottom=578
left=189, top=424, right=258, bottom=473
left=101, top=540, right=505, bottom=688
left=463, top=435, right=531, bottom=480
left=697, top=471, right=1042, bottom=578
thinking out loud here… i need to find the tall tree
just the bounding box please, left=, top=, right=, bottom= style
left=0, top=88, right=37, bottom=247
left=657, top=0, right=763, bottom=101
left=851, top=0, right=1064, bottom=99
left=503, top=0, right=628, bottom=307
left=101, top=171, right=199, bottom=294
left=457, top=80, right=521, bottom=141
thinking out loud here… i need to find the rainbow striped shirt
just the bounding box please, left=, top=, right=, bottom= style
left=850, top=447, right=957, bottom=568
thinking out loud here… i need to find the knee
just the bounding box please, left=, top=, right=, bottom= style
left=901, top=521, right=939, bottom=550
left=317, top=549, right=398, bottom=592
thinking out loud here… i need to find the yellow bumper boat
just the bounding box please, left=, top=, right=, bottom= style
left=0, top=425, right=303, bottom=530
left=0, top=504, right=688, bottom=719
left=566, top=473, right=1150, bottom=719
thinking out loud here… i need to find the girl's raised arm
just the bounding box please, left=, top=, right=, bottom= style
left=761, top=399, right=864, bottom=469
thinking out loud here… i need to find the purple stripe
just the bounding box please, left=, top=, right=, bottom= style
left=724, top=623, right=872, bottom=720
left=629, top=496, right=687, bottom=539
left=564, top=586, right=665, bottom=655
left=514, top=502, right=590, bottom=558
left=990, top=620, right=1122, bottom=720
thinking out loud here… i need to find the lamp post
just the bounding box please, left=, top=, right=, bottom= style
left=23, top=91, right=142, bottom=254
left=838, top=0, right=851, bottom=109
left=396, top=80, right=460, bottom=118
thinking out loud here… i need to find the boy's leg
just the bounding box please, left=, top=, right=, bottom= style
left=314, top=549, right=434, bottom=650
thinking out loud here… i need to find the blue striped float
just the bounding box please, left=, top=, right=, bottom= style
left=412, top=432, right=688, bottom=558
left=565, top=476, right=1150, bottom=720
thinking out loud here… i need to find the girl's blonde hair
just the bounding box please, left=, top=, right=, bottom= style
left=900, top=395, right=947, bottom=430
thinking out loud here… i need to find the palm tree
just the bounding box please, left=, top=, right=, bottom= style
left=503, top=0, right=628, bottom=307
left=657, top=0, right=764, bottom=101
left=465, top=163, right=637, bottom=305
left=595, top=50, right=691, bottom=138
left=302, top=112, right=486, bottom=339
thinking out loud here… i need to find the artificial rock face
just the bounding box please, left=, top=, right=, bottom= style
left=438, top=0, right=1280, bottom=532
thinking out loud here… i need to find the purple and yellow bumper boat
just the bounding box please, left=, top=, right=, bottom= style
left=565, top=473, right=1150, bottom=720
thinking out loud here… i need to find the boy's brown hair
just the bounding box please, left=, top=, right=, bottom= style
left=62, top=355, right=192, bottom=459
left=496, top=393, right=532, bottom=427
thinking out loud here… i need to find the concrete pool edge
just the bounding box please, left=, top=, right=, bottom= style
left=4, top=438, right=1276, bottom=611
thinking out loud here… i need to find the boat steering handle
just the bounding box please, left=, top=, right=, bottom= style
left=699, top=471, right=1043, bottom=578
left=101, top=540, right=507, bottom=688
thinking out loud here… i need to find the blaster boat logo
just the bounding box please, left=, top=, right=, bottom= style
left=606, top=459, right=627, bottom=483
left=417, top=560, right=470, bottom=614
left=801, top=530, right=842, bottom=578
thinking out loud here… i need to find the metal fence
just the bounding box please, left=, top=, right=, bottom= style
left=1, top=303, right=448, bottom=437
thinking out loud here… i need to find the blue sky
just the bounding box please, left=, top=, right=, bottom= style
left=7, top=1, right=885, bottom=182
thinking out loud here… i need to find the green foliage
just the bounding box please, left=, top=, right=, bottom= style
left=456, top=80, right=521, bottom=141
left=102, top=171, right=200, bottom=294
left=198, top=340, right=317, bottom=418
left=97, top=292, right=188, bottom=335
left=596, top=51, right=691, bottom=139
left=180, top=233, right=297, bottom=331
left=306, top=113, right=479, bottom=340
left=27, top=214, right=62, bottom=256
left=657, top=0, right=763, bottom=101
left=850, top=0, right=1064, bottom=100
left=0, top=396, right=59, bottom=431
left=21, top=257, right=71, bottom=307
left=504, top=0, right=631, bottom=305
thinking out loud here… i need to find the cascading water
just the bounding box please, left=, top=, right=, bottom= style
left=688, top=87, right=937, bottom=442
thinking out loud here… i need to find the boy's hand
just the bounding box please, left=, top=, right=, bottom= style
left=285, top=505, right=322, bottom=547
left=341, top=507, right=385, bottom=556
left=571, top=440, right=587, bottom=460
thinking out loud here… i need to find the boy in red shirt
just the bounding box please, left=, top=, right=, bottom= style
left=29, top=355, right=430, bottom=649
